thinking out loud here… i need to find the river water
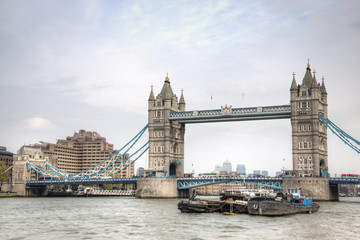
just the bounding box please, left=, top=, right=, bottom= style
left=1, top=197, right=359, bottom=240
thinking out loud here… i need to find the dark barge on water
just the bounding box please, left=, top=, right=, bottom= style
left=248, top=189, right=320, bottom=216
left=178, top=189, right=319, bottom=216
left=178, top=189, right=255, bottom=214
left=178, top=199, right=248, bottom=214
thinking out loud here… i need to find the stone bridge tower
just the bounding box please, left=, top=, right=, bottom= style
left=147, top=74, right=185, bottom=177
left=290, top=61, right=328, bottom=177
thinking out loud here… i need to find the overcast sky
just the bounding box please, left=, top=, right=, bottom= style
left=1, top=0, right=359, bottom=176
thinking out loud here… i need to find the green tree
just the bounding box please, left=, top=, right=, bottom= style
left=104, top=184, right=113, bottom=190
left=0, top=163, right=10, bottom=182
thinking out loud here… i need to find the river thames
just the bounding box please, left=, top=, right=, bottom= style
left=1, top=197, right=359, bottom=240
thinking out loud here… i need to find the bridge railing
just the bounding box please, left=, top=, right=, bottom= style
left=169, top=105, right=291, bottom=123
left=26, top=178, right=137, bottom=186
left=329, top=177, right=360, bottom=184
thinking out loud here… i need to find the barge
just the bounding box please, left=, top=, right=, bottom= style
left=248, top=189, right=319, bottom=216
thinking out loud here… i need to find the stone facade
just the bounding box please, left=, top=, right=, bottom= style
left=147, top=74, right=185, bottom=177
left=290, top=61, right=328, bottom=177
left=136, top=178, right=178, bottom=198
left=11, top=144, right=54, bottom=196
left=282, top=177, right=338, bottom=201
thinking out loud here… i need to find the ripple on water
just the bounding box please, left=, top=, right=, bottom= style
left=1, top=197, right=360, bottom=240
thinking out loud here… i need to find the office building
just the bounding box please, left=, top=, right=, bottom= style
left=215, top=164, right=222, bottom=172
left=236, top=164, right=246, bottom=175
left=41, top=130, right=134, bottom=178
left=223, top=159, right=232, bottom=174
left=0, top=146, right=14, bottom=179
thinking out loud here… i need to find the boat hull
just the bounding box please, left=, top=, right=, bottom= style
left=178, top=199, right=248, bottom=214
left=248, top=199, right=319, bottom=216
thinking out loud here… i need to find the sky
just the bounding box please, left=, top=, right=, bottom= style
left=0, top=0, right=359, bottom=176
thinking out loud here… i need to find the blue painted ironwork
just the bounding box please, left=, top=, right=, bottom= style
left=25, top=125, right=149, bottom=179
left=45, top=163, right=74, bottom=177
left=26, top=178, right=137, bottom=186
left=108, top=144, right=149, bottom=177
left=26, top=162, right=64, bottom=179
left=319, top=114, right=360, bottom=153
left=329, top=177, right=360, bottom=184
left=169, top=105, right=291, bottom=124
left=25, top=177, right=360, bottom=188
left=177, top=177, right=283, bottom=190
left=73, top=124, right=149, bottom=178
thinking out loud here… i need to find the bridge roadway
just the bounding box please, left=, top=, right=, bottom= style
left=26, top=177, right=360, bottom=189
left=169, top=105, right=292, bottom=123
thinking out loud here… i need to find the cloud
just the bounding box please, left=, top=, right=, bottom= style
left=24, top=117, right=54, bottom=130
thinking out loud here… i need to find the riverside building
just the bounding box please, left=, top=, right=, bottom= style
left=0, top=146, right=14, bottom=178
left=40, top=130, right=134, bottom=178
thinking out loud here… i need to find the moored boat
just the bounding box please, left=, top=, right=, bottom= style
left=248, top=189, right=319, bottom=216
left=178, top=189, right=248, bottom=214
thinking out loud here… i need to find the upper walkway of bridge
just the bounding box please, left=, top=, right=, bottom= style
left=168, top=105, right=291, bottom=124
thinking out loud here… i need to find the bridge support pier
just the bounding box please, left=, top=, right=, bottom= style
left=136, top=178, right=178, bottom=198
left=282, top=177, right=339, bottom=201
left=178, top=189, right=190, bottom=198
left=10, top=182, right=48, bottom=197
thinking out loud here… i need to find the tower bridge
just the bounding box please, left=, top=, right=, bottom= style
left=13, top=61, right=359, bottom=200
left=145, top=61, right=329, bottom=180
left=136, top=60, right=356, bottom=200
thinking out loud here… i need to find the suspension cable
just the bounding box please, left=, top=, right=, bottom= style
left=319, top=114, right=360, bottom=154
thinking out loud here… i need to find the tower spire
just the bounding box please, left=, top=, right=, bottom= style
left=307, top=58, right=310, bottom=70
left=291, top=71, right=297, bottom=90
left=148, top=84, right=155, bottom=101
left=165, top=72, right=170, bottom=83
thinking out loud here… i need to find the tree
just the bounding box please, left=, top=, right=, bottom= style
left=104, top=184, right=113, bottom=190
left=0, top=163, right=10, bottom=182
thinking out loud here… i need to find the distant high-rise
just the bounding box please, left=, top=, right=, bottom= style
left=236, top=164, right=246, bottom=175
left=261, top=170, right=269, bottom=177
left=215, top=164, right=222, bottom=172
left=137, top=167, right=145, bottom=177
left=253, top=170, right=261, bottom=176
left=276, top=171, right=283, bottom=177
left=223, top=160, right=232, bottom=173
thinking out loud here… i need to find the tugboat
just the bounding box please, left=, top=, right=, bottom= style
left=248, top=189, right=319, bottom=216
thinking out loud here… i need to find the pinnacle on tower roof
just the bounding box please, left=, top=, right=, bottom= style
left=160, top=73, right=174, bottom=100
left=311, top=69, right=318, bottom=88
left=307, top=58, right=310, bottom=70
left=165, top=72, right=170, bottom=83
left=148, top=84, right=155, bottom=101
left=291, top=72, right=297, bottom=90
left=179, top=88, right=185, bottom=104
left=302, top=59, right=313, bottom=88
left=321, top=76, right=327, bottom=94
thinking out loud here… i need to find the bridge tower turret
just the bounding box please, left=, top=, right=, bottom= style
left=290, top=60, right=328, bottom=177
left=147, top=74, right=185, bottom=177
